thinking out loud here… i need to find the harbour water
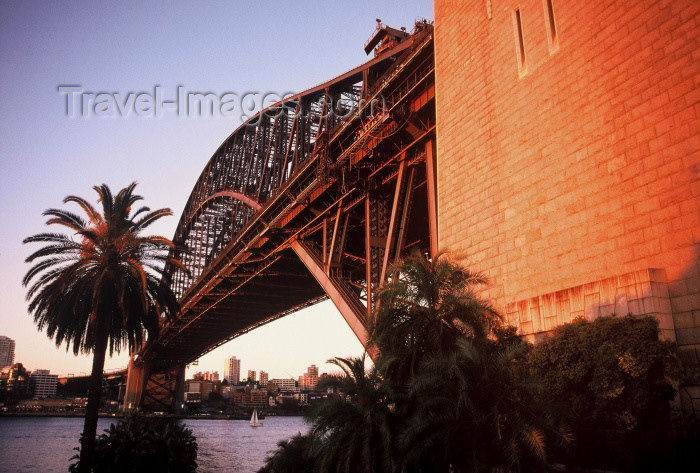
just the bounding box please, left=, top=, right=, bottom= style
left=0, top=416, right=309, bottom=473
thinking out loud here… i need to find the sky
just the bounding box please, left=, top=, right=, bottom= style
left=0, top=0, right=433, bottom=379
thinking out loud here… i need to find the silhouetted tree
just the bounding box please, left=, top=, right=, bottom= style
left=312, top=356, right=397, bottom=473
left=371, top=251, right=568, bottom=472
left=23, top=183, right=184, bottom=472
left=70, top=413, right=197, bottom=473
left=261, top=251, right=569, bottom=472
left=528, top=314, right=683, bottom=471
left=258, top=433, right=317, bottom=473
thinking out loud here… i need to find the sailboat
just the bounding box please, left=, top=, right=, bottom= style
left=249, top=408, right=263, bottom=427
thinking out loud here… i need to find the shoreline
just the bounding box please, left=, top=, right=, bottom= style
left=0, top=412, right=304, bottom=420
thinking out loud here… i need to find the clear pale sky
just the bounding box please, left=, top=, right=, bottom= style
left=0, top=0, right=433, bottom=379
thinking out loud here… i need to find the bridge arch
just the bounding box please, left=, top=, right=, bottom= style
left=124, top=21, right=437, bottom=412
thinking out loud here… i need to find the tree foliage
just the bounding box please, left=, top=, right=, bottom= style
left=527, top=314, right=682, bottom=470
left=258, top=433, right=317, bottom=473
left=259, top=252, right=687, bottom=472
left=400, top=330, right=570, bottom=473
left=70, top=414, right=198, bottom=473
left=23, top=183, right=183, bottom=357
left=23, top=183, right=184, bottom=472
left=370, top=252, right=569, bottom=472
left=260, top=251, right=569, bottom=473
left=311, top=356, right=397, bottom=473
left=370, top=251, right=500, bottom=386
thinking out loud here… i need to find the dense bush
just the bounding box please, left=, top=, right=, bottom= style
left=258, top=433, right=317, bottom=473
left=70, top=413, right=198, bottom=473
left=527, top=314, right=682, bottom=471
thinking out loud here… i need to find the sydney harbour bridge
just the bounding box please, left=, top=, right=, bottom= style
left=123, top=21, right=436, bottom=411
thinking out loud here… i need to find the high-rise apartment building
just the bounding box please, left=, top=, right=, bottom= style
left=259, top=370, right=269, bottom=386
left=0, top=336, right=15, bottom=368
left=224, top=356, right=241, bottom=385
left=299, top=364, right=319, bottom=390
left=30, top=369, right=58, bottom=398
left=247, top=370, right=256, bottom=382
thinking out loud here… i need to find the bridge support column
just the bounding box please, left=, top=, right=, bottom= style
left=121, top=358, right=185, bottom=412
left=174, top=364, right=186, bottom=413
left=141, top=365, right=183, bottom=413
left=291, top=239, right=370, bottom=348
left=425, top=139, right=438, bottom=259
left=122, top=355, right=148, bottom=412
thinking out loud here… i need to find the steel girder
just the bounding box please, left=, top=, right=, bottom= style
left=130, top=23, right=436, bottom=410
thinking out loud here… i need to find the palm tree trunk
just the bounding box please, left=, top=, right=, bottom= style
left=78, top=327, right=109, bottom=473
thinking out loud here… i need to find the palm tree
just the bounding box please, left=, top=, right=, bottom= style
left=311, top=355, right=397, bottom=473
left=401, top=333, right=570, bottom=472
left=258, top=433, right=318, bottom=473
left=369, top=251, right=569, bottom=472
left=369, top=250, right=500, bottom=393
left=23, top=183, right=184, bottom=473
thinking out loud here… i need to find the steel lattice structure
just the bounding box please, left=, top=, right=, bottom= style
left=124, top=21, right=437, bottom=411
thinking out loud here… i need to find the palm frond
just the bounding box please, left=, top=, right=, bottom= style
left=24, top=182, right=183, bottom=358
left=23, top=232, right=73, bottom=244
left=64, top=194, right=103, bottom=225
left=133, top=208, right=173, bottom=230
left=42, top=208, right=88, bottom=232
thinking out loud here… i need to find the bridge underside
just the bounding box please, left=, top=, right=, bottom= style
left=147, top=253, right=326, bottom=370
left=125, top=21, right=436, bottom=411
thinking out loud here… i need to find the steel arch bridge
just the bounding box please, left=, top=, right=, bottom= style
left=123, top=21, right=437, bottom=411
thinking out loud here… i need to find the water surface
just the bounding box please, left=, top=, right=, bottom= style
left=0, top=416, right=308, bottom=473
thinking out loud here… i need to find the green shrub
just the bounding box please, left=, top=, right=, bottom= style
left=258, top=433, right=317, bottom=473
left=528, top=314, right=681, bottom=471
left=70, top=413, right=197, bottom=473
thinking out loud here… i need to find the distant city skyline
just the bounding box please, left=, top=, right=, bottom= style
left=213, top=354, right=334, bottom=385
left=0, top=1, right=432, bottom=377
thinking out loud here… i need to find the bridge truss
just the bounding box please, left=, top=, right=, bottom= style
left=124, top=21, right=437, bottom=411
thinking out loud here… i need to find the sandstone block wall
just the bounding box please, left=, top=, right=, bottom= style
left=433, top=0, right=700, bottom=371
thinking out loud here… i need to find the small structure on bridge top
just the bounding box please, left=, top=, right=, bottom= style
left=364, top=19, right=410, bottom=56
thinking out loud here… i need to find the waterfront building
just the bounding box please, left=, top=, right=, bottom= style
left=15, top=397, right=71, bottom=412
left=185, top=379, right=218, bottom=400
left=269, top=378, right=298, bottom=392
left=224, top=356, right=241, bottom=385
left=187, top=380, right=201, bottom=394
left=231, top=386, right=267, bottom=409
left=185, top=391, right=201, bottom=403
left=30, top=369, right=58, bottom=398
left=0, top=336, right=15, bottom=368
left=0, top=363, right=30, bottom=399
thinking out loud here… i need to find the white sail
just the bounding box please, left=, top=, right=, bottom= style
left=250, top=408, right=263, bottom=427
